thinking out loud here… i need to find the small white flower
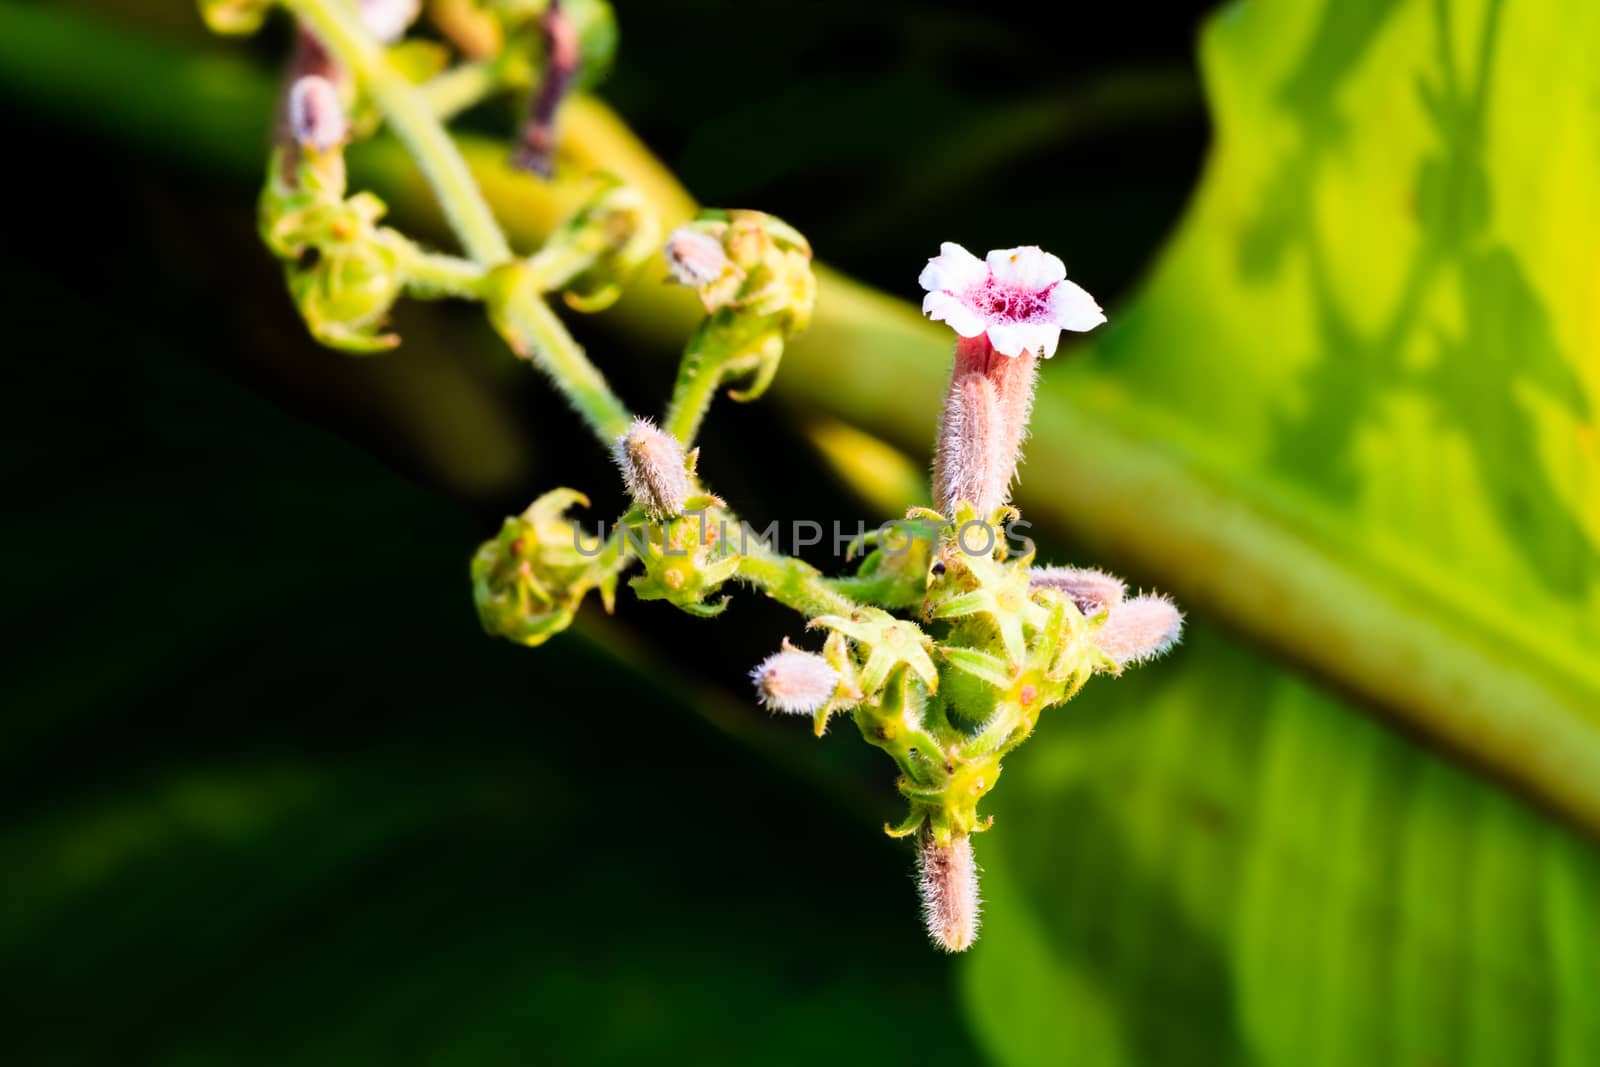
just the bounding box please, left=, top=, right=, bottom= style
left=359, top=0, right=420, bottom=43
left=918, top=242, right=1105, bottom=358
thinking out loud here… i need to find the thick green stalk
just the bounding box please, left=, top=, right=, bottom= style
left=287, top=0, right=511, bottom=265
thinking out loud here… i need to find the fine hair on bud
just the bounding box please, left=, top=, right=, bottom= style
left=613, top=417, right=691, bottom=518
left=288, top=74, right=345, bottom=152
left=917, top=832, right=981, bottom=953
left=1094, top=593, right=1184, bottom=666
left=751, top=645, right=839, bottom=715
left=664, top=227, right=732, bottom=288
left=1030, top=566, right=1126, bottom=616
left=932, top=336, right=1038, bottom=515
left=933, top=371, right=1004, bottom=515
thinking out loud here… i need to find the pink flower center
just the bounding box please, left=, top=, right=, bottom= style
left=968, top=279, right=1054, bottom=323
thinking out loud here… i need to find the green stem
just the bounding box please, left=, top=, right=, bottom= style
left=663, top=356, right=726, bottom=444
left=486, top=263, right=634, bottom=443
left=421, top=56, right=528, bottom=122
left=287, top=0, right=511, bottom=265
left=737, top=554, right=857, bottom=619
left=390, top=238, right=491, bottom=299
left=663, top=320, right=777, bottom=445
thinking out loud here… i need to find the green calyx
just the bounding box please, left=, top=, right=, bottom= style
left=472, top=488, right=627, bottom=646
left=624, top=497, right=741, bottom=617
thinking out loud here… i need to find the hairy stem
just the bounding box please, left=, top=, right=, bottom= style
left=737, top=554, right=858, bottom=619
left=391, top=239, right=491, bottom=299
left=486, top=263, right=634, bottom=443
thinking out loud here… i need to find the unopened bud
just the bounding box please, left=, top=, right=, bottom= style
left=1029, top=566, right=1126, bottom=616
left=932, top=335, right=1037, bottom=515
left=917, top=832, right=981, bottom=952
left=664, top=226, right=734, bottom=289
left=751, top=643, right=840, bottom=715
left=359, top=0, right=421, bottom=42
left=613, top=417, right=691, bottom=517
left=1094, top=594, right=1183, bottom=667
left=288, top=74, right=345, bottom=152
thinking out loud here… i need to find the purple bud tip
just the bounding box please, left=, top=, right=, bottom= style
left=1029, top=566, right=1126, bottom=616
left=1094, top=593, right=1184, bottom=667
left=917, top=832, right=981, bottom=952
left=613, top=418, right=691, bottom=518
left=359, top=0, right=420, bottom=43
left=663, top=227, right=731, bottom=288
left=751, top=648, right=839, bottom=715
left=288, top=75, right=345, bottom=153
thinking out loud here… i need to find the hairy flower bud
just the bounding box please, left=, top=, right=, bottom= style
left=664, top=227, right=735, bottom=290
left=751, top=642, right=840, bottom=715
left=613, top=417, right=691, bottom=518
left=1094, top=594, right=1184, bottom=667
left=1029, top=565, right=1126, bottom=616
left=932, top=335, right=1036, bottom=515
left=288, top=75, right=345, bottom=152
left=359, top=0, right=420, bottom=42
left=917, top=832, right=981, bottom=953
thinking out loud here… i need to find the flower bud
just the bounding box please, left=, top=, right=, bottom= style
left=472, top=488, right=622, bottom=647
left=917, top=832, right=981, bottom=953
left=287, top=236, right=404, bottom=353
left=1093, top=593, right=1184, bottom=667
left=1029, top=565, right=1126, bottom=616
left=613, top=417, right=691, bottom=518
left=932, top=335, right=1037, bottom=516
left=530, top=177, right=660, bottom=312
left=667, top=210, right=815, bottom=332
left=664, top=227, right=736, bottom=291
left=359, top=0, right=421, bottom=42
left=288, top=75, right=345, bottom=153
left=751, top=643, right=840, bottom=715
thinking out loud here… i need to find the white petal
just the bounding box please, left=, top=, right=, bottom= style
left=986, top=246, right=1065, bottom=291
left=923, top=291, right=987, bottom=337
left=988, top=322, right=1060, bottom=358
left=984, top=323, right=1030, bottom=357
left=918, top=242, right=988, bottom=293
left=1032, top=324, right=1063, bottom=359
left=1048, top=278, right=1106, bottom=331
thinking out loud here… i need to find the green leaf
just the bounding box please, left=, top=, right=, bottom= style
left=1024, top=0, right=1600, bottom=815
left=962, top=626, right=1600, bottom=1067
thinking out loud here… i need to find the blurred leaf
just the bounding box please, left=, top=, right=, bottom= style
left=1036, top=0, right=1600, bottom=797
left=957, top=2, right=1600, bottom=1062
left=963, top=627, right=1600, bottom=1067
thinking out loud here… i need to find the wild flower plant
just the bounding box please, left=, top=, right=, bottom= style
left=203, top=0, right=1182, bottom=952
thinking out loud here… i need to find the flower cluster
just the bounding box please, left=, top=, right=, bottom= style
left=204, top=0, right=1179, bottom=957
